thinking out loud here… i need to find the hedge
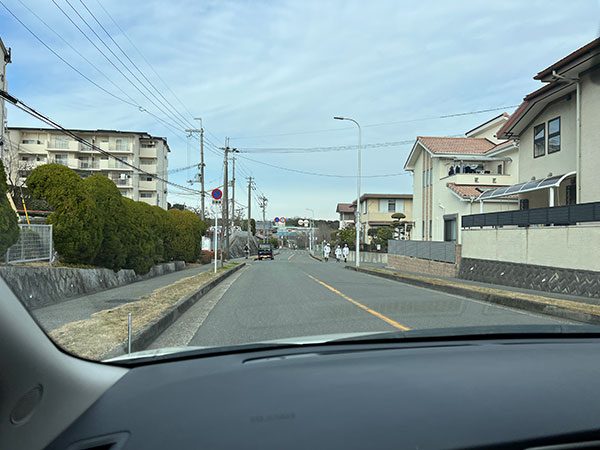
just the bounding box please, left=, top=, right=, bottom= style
left=26, top=164, right=208, bottom=274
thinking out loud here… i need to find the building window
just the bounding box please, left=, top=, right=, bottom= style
left=430, top=168, right=433, bottom=185
left=566, top=184, right=576, bottom=205
left=140, top=159, right=154, bottom=165
left=548, top=117, right=560, bottom=154
left=141, top=141, right=155, bottom=148
left=497, top=164, right=503, bottom=175
left=422, top=220, right=425, bottom=239
left=22, top=139, right=35, bottom=144
left=54, top=154, right=68, bottom=165
left=143, top=176, right=153, bottom=182
left=520, top=199, right=529, bottom=210
left=429, top=219, right=432, bottom=239
left=533, top=123, right=545, bottom=158
left=444, top=218, right=457, bottom=242
left=140, top=192, right=153, bottom=198
left=21, top=156, right=29, bottom=161
left=423, top=171, right=427, bottom=187
left=115, top=138, right=128, bottom=151
left=54, top=137, right=70, bottom=149
left=388, top=199, right=396, bottom=213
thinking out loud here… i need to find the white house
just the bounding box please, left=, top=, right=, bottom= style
left=4, top=127, right=170, bottom=209
left=404, top=114, right=519, bottom=243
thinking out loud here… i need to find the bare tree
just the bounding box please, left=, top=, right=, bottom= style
left=2, top=138, right=34, bottom=189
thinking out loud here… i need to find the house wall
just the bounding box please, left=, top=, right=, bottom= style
left=462, top=225, right=600, bottom=272
left=518, top=94, right=577, bottom=184
left=580, top=67, right=600, bottom=203
left=412, top=149, right=424, bottom=240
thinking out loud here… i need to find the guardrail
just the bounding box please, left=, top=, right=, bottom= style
left=462, top=201, right=600, bottom=228
left=388, top=239, right=456, bottom=263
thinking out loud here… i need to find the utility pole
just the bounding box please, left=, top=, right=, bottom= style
left=184, top=117, right=204, bottom=220
left=258, top=195, right=268, bottom=242
left=220, top=138, right=238, bottom=265
left=247, top=176, right=254, bottom=253
left=231, top=156, right=236, bottom=227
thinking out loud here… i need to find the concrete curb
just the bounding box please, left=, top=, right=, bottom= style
left=345, top=266, right=600, bottom=326
left=308, top=252, right=323, bottom=262
left=102, top=263, right=246, bottom=359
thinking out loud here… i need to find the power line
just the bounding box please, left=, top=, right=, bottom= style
left=77, top=0, right=198, bottom=131
left=94, top=0, right=196, bottom=120
left=0, top=89, right=203, bottom=195
left=51, top=0, right=191, bottom=133
left=236, top=154, right=409, bottom=178
left=0, top=0, right=137, bottom=107
left=231, top=106, right=518, bottom=140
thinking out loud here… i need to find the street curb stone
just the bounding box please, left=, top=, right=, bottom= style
left=101, top=263, right=246, bottom=359
left=345, top=266, right=600, bottom=326
left=308, top=252, right=323, bottom=262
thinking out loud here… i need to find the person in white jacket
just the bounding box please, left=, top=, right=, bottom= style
left=323, top=243, right=331, bottom=262
left=342, top=244, right=350, bottom=263
left=334, top=245, right=342, bottom=262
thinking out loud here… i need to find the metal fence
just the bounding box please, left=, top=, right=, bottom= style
left=461, top=201, right=600, bottom=228
left=5, top=224, right=53, bottom=264
left=388, top=239, right=456, bottom=263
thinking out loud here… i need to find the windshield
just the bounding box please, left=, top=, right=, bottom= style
left=1, top=1, right=599, bottom=362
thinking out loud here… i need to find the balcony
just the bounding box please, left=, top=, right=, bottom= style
left=78, top=161, right=100, bottom=169
left=48, top=139, right=78, bottom=151
left=50, top=158, right=78, bottom=169
left=111, top=178, right=132, bottom=187
left=140, top=147, right=157, bottom=158
left=139, top=180, right=156, bottom=190
left=442, top=173, right=514, bottom=186
left=107, top=159, right=133, bottom=170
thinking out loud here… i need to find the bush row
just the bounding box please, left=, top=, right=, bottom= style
left=26, top=164, right=208, bottom=274
left=0, top=160, right=19, bottom=256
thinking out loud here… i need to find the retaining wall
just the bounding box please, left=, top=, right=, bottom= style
left=0, top=261, right=186, bottom=310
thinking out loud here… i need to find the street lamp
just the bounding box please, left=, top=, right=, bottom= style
left=306, top=208, right=314, bottom=254
left=334, top=116, right=361, bottom=268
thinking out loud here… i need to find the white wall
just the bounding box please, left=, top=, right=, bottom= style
left=462, top=225, right=600, bottom=272
left=412, top=149, right=424, bottom=240
left=580, top=67, right=600, bottom=203
left=518, top=94, right=577, bottom=184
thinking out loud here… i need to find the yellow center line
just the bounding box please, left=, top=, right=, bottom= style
left=288, top=254, right=295, bottom=261
left=305, top=273, right=410, bottom=331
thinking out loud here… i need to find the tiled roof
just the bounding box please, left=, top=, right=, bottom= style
left=534, top=37, right=600, bottom=80
left=336, top=203, right=355, bottom=213
left=418, top=137, right=496, bottom=155
left=446, top=183, right=517, bottom=199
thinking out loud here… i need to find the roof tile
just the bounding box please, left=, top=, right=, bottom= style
left=418, top=137, right=496, bottom=155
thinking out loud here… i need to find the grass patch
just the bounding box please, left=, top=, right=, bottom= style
left=50, top=263, right=239, bottom=360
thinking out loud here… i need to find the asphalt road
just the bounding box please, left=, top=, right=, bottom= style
left=153, top=249, right=570, bottom=349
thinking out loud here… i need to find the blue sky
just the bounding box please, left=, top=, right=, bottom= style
left=1, top=0, right=599, bottom=219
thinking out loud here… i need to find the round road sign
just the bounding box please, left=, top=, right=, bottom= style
left=211, top=189, right=222, bottom=200
left=274, top=217, right=280, bottom=223
left=280, top=217, right=286, bottom=223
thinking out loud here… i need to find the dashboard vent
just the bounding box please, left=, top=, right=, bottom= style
left=65, top=432, right=129, bottom=450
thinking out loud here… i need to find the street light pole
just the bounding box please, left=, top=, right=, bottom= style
left=334, top=116, right=361, bottom=268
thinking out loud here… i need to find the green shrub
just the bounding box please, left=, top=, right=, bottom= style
left=120, top=197, right=156, bottom=275
left=0, top=159, right=19, bottom=255
left=26, top=164, right=102, bottom=264
left=83, top=174, right=128, bottom=271
left=166, top=209, right=205, bottom=262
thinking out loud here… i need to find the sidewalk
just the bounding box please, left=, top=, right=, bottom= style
left=32, top=257, right=248, bottom=332
left=345, top=262, right=600, bottom=326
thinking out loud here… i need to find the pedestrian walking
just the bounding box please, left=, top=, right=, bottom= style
left=335, top=245, right=342, bottom=262
left=342, top=243, right=350, bottom=263
left=244, top=244, right=250, bottom=259
left=323, top=243, right=331, bottom=262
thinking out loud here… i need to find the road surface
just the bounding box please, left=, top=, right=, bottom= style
left=151, top=249, right=570, bottom=349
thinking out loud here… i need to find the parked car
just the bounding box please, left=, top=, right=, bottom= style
left=258, top=243, right=274, bottom=260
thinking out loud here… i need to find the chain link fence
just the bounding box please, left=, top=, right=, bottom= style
left=5, top=224, right=53, bottom=264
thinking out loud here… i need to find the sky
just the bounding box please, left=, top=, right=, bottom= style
left=1, top=0, right=599, bottom=219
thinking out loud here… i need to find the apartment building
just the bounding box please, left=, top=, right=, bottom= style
left=404, top=114, right=519, bottom=243
left=4, top=127, right=169, bottom=209
left=0, top=37, right=11, bottom=161
left=348, top=193, right=413, bottom=243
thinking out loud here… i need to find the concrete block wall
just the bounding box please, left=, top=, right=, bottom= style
left=388, top=254, right=459, bottom=278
